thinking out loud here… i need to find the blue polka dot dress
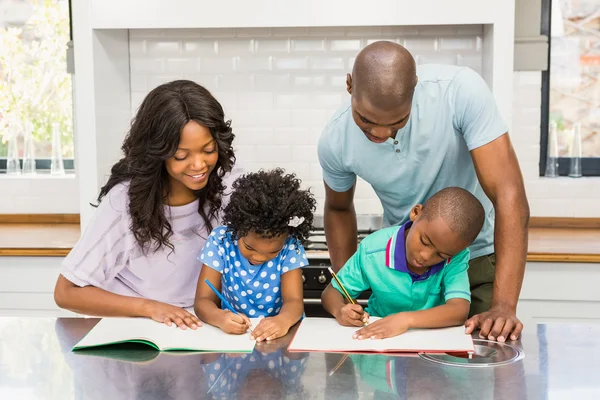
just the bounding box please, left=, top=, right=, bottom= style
left=202, top=350, right=308, bottom=399
left=198, top=226, right=307, bottom=318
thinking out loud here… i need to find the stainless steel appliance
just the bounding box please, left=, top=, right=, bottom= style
left=303, top=215, right=382, bottom=317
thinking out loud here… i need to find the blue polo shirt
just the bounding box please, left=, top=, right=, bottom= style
left=331, top=223, right=471, bottom=318
left=318, top=64, right=507, bottom=259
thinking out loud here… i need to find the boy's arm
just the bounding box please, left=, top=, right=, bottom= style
left=353, top=299, right=469, bottom=339
left=321, top=247, right=370, bottom=326
left=354, top=250, right=471, bottom=339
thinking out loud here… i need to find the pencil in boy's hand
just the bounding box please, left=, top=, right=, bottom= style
left=327, top=267, right=354, bottom=304
left=327, top=267, right=369, bottom=326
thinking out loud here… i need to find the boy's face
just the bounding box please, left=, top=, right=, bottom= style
left=405, top=205, right=470, bottom=270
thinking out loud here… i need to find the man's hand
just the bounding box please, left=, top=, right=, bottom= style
left=352, top=313, right=410, bottom=340
left=465, top=304, right=523, bottom=342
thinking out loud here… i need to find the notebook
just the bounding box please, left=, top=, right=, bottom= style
left=288, top=317, right=475, bottom=354
left=73, top=317, right=260, bottom=353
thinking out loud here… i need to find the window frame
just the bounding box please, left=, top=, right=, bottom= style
left=539, top=0, right=600, bottom=177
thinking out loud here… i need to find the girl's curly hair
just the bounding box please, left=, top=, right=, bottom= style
left=96, top=80, right=236, bottom=252
left=222, top=169, right=316, bottom=245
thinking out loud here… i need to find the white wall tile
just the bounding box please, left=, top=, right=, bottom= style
left=273, top=57, right=310, bottom=70
left=330, top=39, right=362, bottom=52
left=253, top=73, right=292, bottom=90
left=234, top=128, right=274, bottom=145
left=146, top=40, right=182, bottom=56
left=233, top=109, right=291, bottom=128
left=200, top=57, right=236, bottom=73
left=166, top=58, right=199, bottom=73
left=404, top=38, right=438, bottom=51
left=292, top=75, right=328, bottom=90
left=275, top=93, right=312, bottom=109
left=292, top=145, right=319, bottom=162
left=237, top=57, right=273, bottom=72
left=217, top=39, right=255, bottom=55
left=309, top=57, right=345, bottom=71
left=292, top=39, right=326, bottom=52
left=256, top=39, right=291, bottom=53
left=237, top=92, right=274, bottom=109
left=183, top=40, right=216, bottom=55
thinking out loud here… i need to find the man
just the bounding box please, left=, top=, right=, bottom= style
left=318, top=41, right=529, bottom=342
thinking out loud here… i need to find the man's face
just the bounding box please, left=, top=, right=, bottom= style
left=350, top=95, right=412, bottom=143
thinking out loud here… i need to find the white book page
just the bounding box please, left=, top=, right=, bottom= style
left=156, top=319, right=261, bottom=352
left=288, top=318, right=474, bottom=353
left=74, top=317, right=261, bottom=353
left=74, top=318, right=163, bottom=349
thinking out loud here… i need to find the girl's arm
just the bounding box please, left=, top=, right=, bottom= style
left=54, top=275, right=200, bottom=329
left=251, top=269, right=304, bottom=342
left=194, top=265, right=251, bottom=334
left=275, top=268, right=305, bottom=327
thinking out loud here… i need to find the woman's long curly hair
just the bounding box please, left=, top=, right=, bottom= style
left=96, top=80, right=236, bottom=252
left=222, top=169, right=316, bottom=246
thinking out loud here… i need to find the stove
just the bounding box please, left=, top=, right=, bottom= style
left=302, top=215, right=382, bottom=317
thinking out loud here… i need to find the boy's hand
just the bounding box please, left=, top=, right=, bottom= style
left=146, top=300, right=202, bottom=330
left=250, top=317, right=289, bottom=342
left=335, top=304, right=370, bottom=327
left=219, top=310, right=251, bottom=335
left=353, top=313, right=410, bottom=340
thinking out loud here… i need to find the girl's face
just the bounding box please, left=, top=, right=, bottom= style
left=238, top=231, right=288, bottom=266
left=165, top=121, right=219, bottom=200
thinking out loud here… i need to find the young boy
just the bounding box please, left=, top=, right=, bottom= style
left=321, top=187, right=485, bottom=340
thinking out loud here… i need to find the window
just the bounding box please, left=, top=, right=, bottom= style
left=0, top=0, right=74, bottom=174
left=540, top=0, right=600, bottom=176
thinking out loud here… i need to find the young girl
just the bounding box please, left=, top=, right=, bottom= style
left=194, top=169, right=316, bottom=342
left=54, top=80, right=240, bottom=330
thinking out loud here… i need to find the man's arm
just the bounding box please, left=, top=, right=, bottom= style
left=323, top=182, right=358, bottom=272
left=466, top=133, right=529, bottom=341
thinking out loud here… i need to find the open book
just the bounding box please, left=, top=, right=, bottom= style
left=73, top=317, right=260, bottom=353
left=288, top=318, right=475, bottom=354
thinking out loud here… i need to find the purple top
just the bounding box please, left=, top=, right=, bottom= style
left=61, top=166, right=243, bottom=308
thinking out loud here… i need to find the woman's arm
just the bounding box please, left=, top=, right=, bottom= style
left=54, top=275, right=200, bottom=329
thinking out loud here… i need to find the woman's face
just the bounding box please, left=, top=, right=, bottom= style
left=165, top=121, right=219, bottom=199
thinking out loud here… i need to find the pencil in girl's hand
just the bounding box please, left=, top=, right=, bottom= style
left=327, top=267, right=354, bottom=304
left=205, top=279, right=253, bottom=332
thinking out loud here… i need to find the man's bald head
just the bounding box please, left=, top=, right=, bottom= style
left=351, top=41, right=417, bottom=111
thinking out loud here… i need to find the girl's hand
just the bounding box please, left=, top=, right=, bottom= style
left=219, top=310, right=252, bottom=335
left=146, top=301, right=202, bottom=330
left=250, top=317, right=290, bottom=342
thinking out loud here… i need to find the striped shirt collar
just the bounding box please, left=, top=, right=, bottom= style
left=385, top=221, right=449, bottom=281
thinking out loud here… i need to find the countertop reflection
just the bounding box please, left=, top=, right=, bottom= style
left=0, top=317, right=598, bottom=399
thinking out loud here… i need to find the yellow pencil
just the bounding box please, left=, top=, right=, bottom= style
left=328, top=267, right=369, bottom=326
left=327, top=267, right=354, bottom=304
left=328, top=353, right=350, bottom=376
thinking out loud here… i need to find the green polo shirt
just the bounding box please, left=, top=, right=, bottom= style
left=332, top=225, right=471, bottom=317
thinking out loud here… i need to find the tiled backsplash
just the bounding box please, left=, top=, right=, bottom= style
left=129, top=26, right=483, bottom=215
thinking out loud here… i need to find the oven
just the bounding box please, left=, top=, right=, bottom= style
left=302, top=215, right=383, bottom=317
